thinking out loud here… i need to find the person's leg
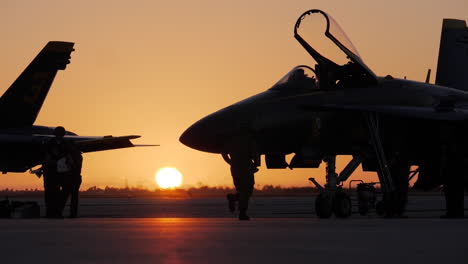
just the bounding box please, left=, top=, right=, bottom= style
left=443, top=159, right=465, bottom=218
left=44, top=171, right=63, bottom=218
left=43, top=172, right=54, bottom=217
left=58, top=187, right=70, bottom=216
left=69, top=187, right=78, bottom=218
left=231, top=160, right=255, bottom=220
left=70, top=176, right=82, bottom=218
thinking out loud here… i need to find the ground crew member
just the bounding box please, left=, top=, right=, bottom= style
left=42, top=126, right=67, bottom=218
left=59, top=142, right=83, bottom=218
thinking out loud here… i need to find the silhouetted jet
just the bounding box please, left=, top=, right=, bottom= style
left=181, top=10, right=468, bottom=219
left=0, top=41, right=151, bottom=173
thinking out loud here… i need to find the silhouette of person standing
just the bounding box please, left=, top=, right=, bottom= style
left=441, top=124, right=466, bottom=218
left=42, top=126, right=67, bottom=218
left=59, top=143, right=83, bottom=218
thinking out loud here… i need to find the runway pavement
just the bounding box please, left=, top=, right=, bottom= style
left=0, top=196, right=467, bottom=263
left=0, top=218, right=467, bottom=263
left=7, top=195, right=467, bottom=218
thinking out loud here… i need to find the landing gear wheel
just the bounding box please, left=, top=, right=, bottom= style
left=358, top=203, right=369, bottom=216
left=315, top=192, right=333, bottom=218
left=376, top=201, right=385, bottom=216
left=381, top=192, right=406, bottom=217
left=333, top=191, right=352, bottom=218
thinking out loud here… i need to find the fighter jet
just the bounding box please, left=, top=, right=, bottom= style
left=0, top=41, right=151, bottom=174
left=180, top=9, right=468, bottom=220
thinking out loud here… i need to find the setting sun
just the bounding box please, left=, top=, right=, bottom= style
left=155, top=168, right=183, bottom=189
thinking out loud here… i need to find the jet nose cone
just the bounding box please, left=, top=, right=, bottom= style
left=179, top=122, right=201, bottom=149
left=180, top=116, right=223, bottom=153
left=179, top=119, right=213, bottom=152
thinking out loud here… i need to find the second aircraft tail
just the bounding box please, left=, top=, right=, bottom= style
left=435, top=19, right=468, bottom=91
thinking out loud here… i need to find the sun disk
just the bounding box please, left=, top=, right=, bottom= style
left=155, top=167, right=183, bottom=189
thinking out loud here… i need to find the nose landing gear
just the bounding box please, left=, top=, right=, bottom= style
left=309, top=155, right=355, bottom=218
left=313, top=187, right=353, bottom=219
left=334, top=189, right=352, bottom=218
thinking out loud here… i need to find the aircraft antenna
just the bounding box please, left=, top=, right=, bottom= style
left=425, top=69, right=432, bottom=84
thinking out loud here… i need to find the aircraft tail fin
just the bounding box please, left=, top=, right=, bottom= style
left=0, top=41, right=74, bottom=128
left=435, top=19, right=468, bottom=91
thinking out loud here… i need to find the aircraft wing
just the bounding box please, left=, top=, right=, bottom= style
left=285, top=80, right=468, bottom=121
left=68, top=135, right=144, bottom=153
left=299, top=103, right=468, bottom=121
left=31, top=134, right=158, bottom=153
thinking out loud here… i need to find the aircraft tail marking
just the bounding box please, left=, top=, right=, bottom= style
left=0, top=41, right=74, bottom=128
left=435, top=19, right=468, bottom=91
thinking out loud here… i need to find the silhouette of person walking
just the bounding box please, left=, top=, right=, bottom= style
left=225, top=134, right=259, bottom=220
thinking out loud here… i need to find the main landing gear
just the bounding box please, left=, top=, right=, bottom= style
left=367, top=113, right=413, bottom=217
left=309, top=112, right=407, bottom=219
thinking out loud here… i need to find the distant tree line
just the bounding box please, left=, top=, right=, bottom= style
left=0, top=185, right=317, bottom=198
left=0, top=184, right=440, bottom=198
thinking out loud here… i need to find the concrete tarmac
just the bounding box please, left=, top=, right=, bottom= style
left=1, top=218, right=467, bottom=264
left=0, top=196, right=467, bottom=263
left=8, top=195, right=468, bottom=218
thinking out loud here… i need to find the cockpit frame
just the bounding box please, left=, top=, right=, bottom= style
left=269, top=65, right=319, bottom=93
left=294, top=9, right=377, bottom=87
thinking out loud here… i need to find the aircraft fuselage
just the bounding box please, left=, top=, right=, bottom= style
left=180, top=77, right=468, bottom=165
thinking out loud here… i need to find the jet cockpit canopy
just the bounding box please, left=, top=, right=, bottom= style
left=294, top=9, right=377, bottom=86
left=270, top=65, right=319, bottom=92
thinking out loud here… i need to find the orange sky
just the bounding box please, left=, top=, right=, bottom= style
left=0, top=0, right=467, bottom=189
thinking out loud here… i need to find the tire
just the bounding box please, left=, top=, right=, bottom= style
left=333, top=191, right=352, bottom=218
left=315, top=192, right=333, bottom=218
left=380, top=191, right=407, bottom=217
left=376, top=201, right=385, bottom=216
left=358, top=202, right=369, bottom=216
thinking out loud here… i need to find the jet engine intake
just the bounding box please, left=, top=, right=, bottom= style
left=289, top=152, right=322, bottom=169
left=265, top=154, right=289, bottom=169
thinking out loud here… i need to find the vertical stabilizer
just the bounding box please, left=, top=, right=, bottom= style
left=0, top=41, right=74, bottom=128
left=435, top=19, right=468, bottom=91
